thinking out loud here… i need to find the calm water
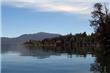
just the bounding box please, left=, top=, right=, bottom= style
left=1, top=45, right=96, bottom=73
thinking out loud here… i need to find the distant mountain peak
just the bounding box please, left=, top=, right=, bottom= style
left=2, top=32, right=61, bottom=45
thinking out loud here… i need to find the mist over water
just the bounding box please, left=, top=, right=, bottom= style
left=1, top=44, right=96, bottom=73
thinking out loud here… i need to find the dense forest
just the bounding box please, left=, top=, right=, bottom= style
left=24, top=32, right=96, bottom=48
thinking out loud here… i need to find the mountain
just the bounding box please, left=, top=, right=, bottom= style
left=17, top=32, right=60, bottom=41
left=1, top=32, right=61, bottom=48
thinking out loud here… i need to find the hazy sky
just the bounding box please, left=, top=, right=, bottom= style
left=2, top=0, right=110, bottom=37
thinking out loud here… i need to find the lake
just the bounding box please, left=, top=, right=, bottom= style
left=1, top=45, right=100, bottom=73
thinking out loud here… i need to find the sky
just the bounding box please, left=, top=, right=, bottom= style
left=2, top=0, right=110, bottom=37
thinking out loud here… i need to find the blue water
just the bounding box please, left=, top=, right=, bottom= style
left=2, top=51, right=95, bottom=73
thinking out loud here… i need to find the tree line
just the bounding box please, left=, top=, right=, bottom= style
left=24, top=32, right=96, bottom=48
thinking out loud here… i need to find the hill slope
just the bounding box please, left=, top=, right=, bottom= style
left=1, top=32, right=61, bottom=46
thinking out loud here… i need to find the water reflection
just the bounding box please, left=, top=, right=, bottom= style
left=2, top=44, right=95, bottom=59
left=2, top=45, right=60, bottom=59
left=1, top=44, right=110, bottom=73
left=90, top=45, right=110, bottom=73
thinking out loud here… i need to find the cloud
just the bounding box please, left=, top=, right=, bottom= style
left=2, top=0, right=110, bottom=14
